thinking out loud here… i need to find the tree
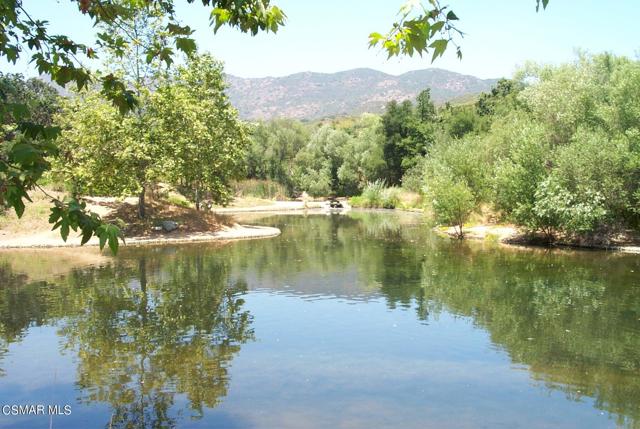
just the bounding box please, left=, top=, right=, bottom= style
left=151, top=54, right=249, bottom=209
left=1, top=0, right=285, bottom=252
left=381, top=94, right=436, bottom=186
left=337, top=114, right=387, bottom=195
left=0, top=73, right=59, bottom=127
left=54, top=92, right=163, bottom=212
left=381, top=99, right=416, bottom=185
left=425, top=172, right=475, bottom=239
left=246, top=119, right=309, bottom=195
left=415, top=89, right=436, bottom=122
left=292, top=125, right=351, bottom=197
left=476, top=78, right=521, bottom=116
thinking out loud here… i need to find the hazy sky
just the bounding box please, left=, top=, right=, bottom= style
left=3, top=0, right=639, bottom=79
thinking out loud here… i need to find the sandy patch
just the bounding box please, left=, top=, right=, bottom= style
left=0, top=223, right=280, bottom=250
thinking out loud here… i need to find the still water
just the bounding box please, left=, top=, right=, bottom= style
left=0, top=212, right=639, bottom=429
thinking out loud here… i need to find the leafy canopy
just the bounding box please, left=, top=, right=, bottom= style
left=0, top=0, right=285, bottom=253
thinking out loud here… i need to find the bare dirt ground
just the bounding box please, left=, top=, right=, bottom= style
left=0, top=193, right=281, bottom=250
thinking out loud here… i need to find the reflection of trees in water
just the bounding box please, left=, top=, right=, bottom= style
left=0, top=253, right=254, bottom=429
left=223, top=213, right=428, bottom=298
left=1, top=212, right=640, bottom=427
left=227, top=214, right=640, bottom=427
left=415, top=243, right=640, bottom=428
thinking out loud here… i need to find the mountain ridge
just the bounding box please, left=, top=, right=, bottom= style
left=225, top=67, right=500, bottom=120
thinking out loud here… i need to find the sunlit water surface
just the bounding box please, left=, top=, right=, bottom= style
left=0, top=212, right=639, bottom=429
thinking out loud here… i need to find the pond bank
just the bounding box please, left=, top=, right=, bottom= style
left=0, top=223, right=281, bottom=250
left=437, top=224, right=640, bottom=254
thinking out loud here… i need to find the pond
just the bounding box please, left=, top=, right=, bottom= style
left=0, top=212, right=639, bottom=429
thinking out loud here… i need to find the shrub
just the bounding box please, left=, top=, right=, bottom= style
left=166, top=193, right=192, bottom=208
left=529, top=177, right=607, bottom=240
left=382, top=186, right=401, bottom=209
left=425, top=175, right=475, bottom=238
left=360, top=180, right=385, bottom=207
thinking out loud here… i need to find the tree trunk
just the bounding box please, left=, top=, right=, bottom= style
left=195, top=187, right=200, bottom=211
left=138, top=187, right=146, bottom=219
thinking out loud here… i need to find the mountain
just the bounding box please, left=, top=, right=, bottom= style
left=225, top=68, right=499, bottom=120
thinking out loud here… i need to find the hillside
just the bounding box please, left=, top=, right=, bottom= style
left=226, top=68, right=499, bottom=120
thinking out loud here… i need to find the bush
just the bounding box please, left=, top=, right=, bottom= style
left=382, top=187, right=401, bottom=209
left=425, top=175, right=475, bottom=238
left=528, top=177, right=607, bottom=240
left=360, top=180, right=385, bottom=207
left=166, top=193, right=192, bottom=208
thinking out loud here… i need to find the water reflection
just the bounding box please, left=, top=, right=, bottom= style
left=0, top=252, right=253, bottom=428
left=0, top=212, right=639, bottom=428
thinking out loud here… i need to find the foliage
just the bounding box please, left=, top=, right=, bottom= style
left=423, top=169, right=474, bottom=238
left=233, top=179, right=288, bottom=200
left=530, top=177, right=607, bottom=240
left=370, top=1, right=549, bottom=61
left=381, top=93, right=436, bottom=186
left=0, top=0, right=285, bottom=252
left=246, top=119, right=310, bottom=195
left=350, top=180, right=403, bottom=209
left=151, top=54, right=248, bottom=208
left=0, top=73, right=59, bottom=126
left=416, top=53, right=640, bottom=241
left=54, top=93, right=152, bottom=198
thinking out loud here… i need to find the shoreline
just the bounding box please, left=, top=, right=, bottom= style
left=0, top=224, right=281, bottom=250
left=436, top=224, right=640, bottom=255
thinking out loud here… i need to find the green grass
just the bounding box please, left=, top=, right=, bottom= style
left=233, top=179, right=288, bottom=200
left=166, top=193, right=193, bottom=208
left=350, top=182, right=422, bottom=210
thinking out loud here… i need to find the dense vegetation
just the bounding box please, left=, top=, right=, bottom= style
left=422, top=53, right=640, bottom=241
left=1, top=0, right=551, bottom=252
left=245, top=53, right=640, bottom=243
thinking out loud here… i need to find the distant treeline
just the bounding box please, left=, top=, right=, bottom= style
left=246, top=53, right=640, bottom=241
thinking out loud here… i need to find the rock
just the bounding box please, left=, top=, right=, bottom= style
left=159, top=220, right=179, bottom=232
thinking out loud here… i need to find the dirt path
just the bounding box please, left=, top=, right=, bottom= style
left=212, top=200, right=325, bottom=213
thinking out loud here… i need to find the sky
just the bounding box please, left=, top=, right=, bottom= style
left=3, top=0, right=640, bottom=80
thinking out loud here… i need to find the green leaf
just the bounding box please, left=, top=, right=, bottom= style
left=10, top=143, right=41, bottom=164
left=429, top=39, right=448, bottom=62
left=176, top=37, right=197, bottom=55
left=60, top=221, right=70, bottom=242
left=80, top=228, right=93, bottom=245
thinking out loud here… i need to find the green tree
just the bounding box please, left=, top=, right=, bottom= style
left=152, top=54, right=249, bottom=209
left=424, top=171, right=475, bottom=238
left=247, top=119, right=309, bottom=195
left=0, top=0, right=285, bottom=252
left=381, top=100, right=420, bottom=185
left=337, top=114, right=387, bottom=195
left=292, top=125, right=351, bottom=197
left=54, top=93, right=152, bottom=200
left=415, top=89, right=436, bottom=122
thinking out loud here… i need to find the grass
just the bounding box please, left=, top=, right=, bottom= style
left=0, top=188, right=65, bottom=235
left=350, top=181, right=423, bottom=210
left=233, top=179, right=288, bottom=200
left=166, top=192, right=193, bottom=208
